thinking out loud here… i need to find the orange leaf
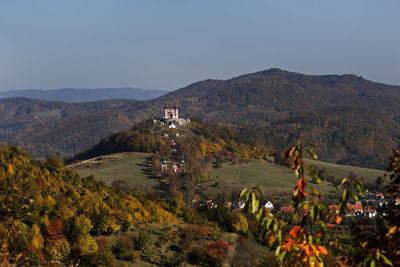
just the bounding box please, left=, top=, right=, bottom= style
left=289, top=225, right=301, bottom=238
left=297, top=178, right=307, bottom=191
left=318, top=246, right=328, bottom=255
left=291, top=154, right=302, bottom=170
left=336, top=215, right=342, bottom=225
left=327, top=223, right=334, bottom=228
left=304, top=245, right=310, bottom=256
left=285, top=145, right=296, bottom=159
left=268, top=235, right=275, bottom=245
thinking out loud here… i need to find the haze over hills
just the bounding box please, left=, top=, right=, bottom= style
left=1, top=68, right=399, bottom=168
left=0, top=87, right=168, bottom=102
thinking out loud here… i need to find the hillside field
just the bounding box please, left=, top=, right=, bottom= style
left=67, top=152, right=157, bottom=189
left=68, top=152, right=386, bottom=197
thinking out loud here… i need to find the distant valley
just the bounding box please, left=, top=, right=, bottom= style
left=0, top=87, right=168, bottom=102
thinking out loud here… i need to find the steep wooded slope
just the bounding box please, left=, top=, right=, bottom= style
left=0, top=144, right=174, bottom=264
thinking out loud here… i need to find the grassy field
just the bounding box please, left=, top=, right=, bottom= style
left=306, top=159, right=386, bottom=181
left=68, top=152, right=387, bottom=198
left=202, top=159, right=386, bottom=197
left=67, top=152, right=157, bottom=189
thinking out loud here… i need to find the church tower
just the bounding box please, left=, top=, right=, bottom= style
left=173, top=104, right=179, bottom=118
left=164, top=105, right=170, bottom=119
left=163, top=104, right=179, bottom=119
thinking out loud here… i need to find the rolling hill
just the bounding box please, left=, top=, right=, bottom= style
left=151, top=68, right=400, bottom=119
left=66, top=118, right=386, bottom=200
left=0, top=68, right=399, bottom=168
left=0, top=87, right=168, bottom=102
left=68, top=151, right=386, bottom=199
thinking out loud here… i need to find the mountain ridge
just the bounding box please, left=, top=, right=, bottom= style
left=0, top=87, right=168, bottom=102
left=0, top=68, right=399, bottom=168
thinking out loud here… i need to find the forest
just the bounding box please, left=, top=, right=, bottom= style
left=1, top=115, right=399, bottom=266
left=1, top=69, right=400, bottom=169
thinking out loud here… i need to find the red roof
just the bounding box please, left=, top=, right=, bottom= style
left=165, top=104, right=169, bottom=109
left=347, top=203, right=363, bottom=211
left=280, top=206, right=293, bottom=212
left=364, top=209, right=376, bottom=213
left=173, top=104, right=178, bottom=109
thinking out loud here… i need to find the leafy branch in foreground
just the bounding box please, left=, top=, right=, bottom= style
left=239, top=141, right=387, bottom=266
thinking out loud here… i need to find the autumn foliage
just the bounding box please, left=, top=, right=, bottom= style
left=0, top=145, right=175, bottom=265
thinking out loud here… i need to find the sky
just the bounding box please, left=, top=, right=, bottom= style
left=0, top=0, right=399, bottom=91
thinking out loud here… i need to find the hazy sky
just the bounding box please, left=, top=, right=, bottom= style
left=1, top=0, right=399, bottom=91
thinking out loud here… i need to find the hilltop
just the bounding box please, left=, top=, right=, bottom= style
left=70, top=118, right=267, bottom=162
left=152, top=68, right=400, bottom=118
left=0, top=69, right=399, bottom=168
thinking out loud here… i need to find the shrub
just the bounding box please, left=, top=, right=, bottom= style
left=181, top=224, right=209, bottom=241
left=205, top=240, right=229, bottom=263
left=84, top=238, right=115, bottom=267
left=113, top=235, right=136, bottom=261
left=134, top=232, right=150, bottom=250
left=230, top=213, right=248, bottom=233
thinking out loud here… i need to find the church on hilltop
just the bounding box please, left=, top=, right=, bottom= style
left=153, top=104, right=190, bottom=128
left=164, top=104, right=179, bottom=119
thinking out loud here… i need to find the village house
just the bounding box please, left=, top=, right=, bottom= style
left=364, top=209, right=377, bottom=217
left=346, top=202, right=363, bottom=216
left=280, top=206, right=293, bottom=212
left=264, top=201, right=274, bottom=210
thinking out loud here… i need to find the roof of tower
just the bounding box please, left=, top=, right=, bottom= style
left=173, top=104, right=178, bottom=109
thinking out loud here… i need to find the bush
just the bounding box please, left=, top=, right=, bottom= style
left=187, top=247, right=207, bottom=265
left=113, top=235, right=136, bottom=261
left=134, top=231, right=150, bottom=250
left=204, top=240, right=230, bottom=266
left=160, top=252, right=187, bottom=267
left=230, top=213, right=248, bottom=233
left=181, top=224, right=209, bottom=241
left=84, top=238, right=115, bottom=267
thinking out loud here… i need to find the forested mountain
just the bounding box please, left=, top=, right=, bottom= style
left=240, top=106, right=400, bottom=168
left=0, top=87, right=167, bottom=102
left=152, top=68, right=400, bottom=120
left=0, top=98, right=149, bottom=157
left=1, top=68, right=399, bottom=167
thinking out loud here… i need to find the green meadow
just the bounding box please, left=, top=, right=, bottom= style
left=68, top=152, right=157, bottom=189
left=68, top=152, right=386, bottom=197
left=204, top=159, right=386, bottom=197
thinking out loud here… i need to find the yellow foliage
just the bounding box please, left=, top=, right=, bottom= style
left=45, top=237, right=70, bottom=264
left=74, top=214, right=93, bottom=235
left=98, top=214, right=121, bottom=234
left=44, top=195, right=56, bottom=208
left=73, top=235, right=97, bottom=256
left=41, top=215, right=50, bottom=227
left=6, top=163, right=14, bottom=176
left=231, top=213, right=248, bottom=233
left=30, top=224, right=44, bottom=249
left=55, top=204, right=76, bottom=221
